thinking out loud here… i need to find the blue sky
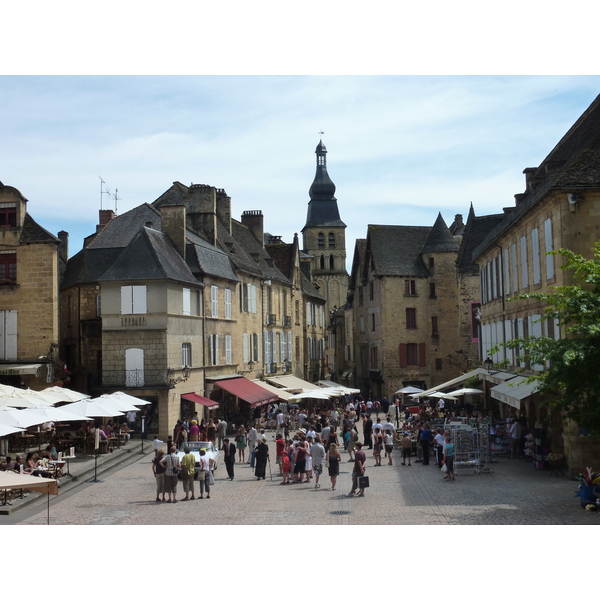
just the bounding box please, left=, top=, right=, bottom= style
left=2, top=75, right=599, bottom=268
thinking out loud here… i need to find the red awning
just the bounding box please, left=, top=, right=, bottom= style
left=181, top=393, right=219, bottom=410
left=215, top=377, right=278, bottom=407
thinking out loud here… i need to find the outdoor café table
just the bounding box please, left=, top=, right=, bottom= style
left=56, top=455, right=75, bottom=477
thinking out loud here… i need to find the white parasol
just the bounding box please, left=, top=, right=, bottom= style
left=39, top=386, right=90, bottom=403
left=17, top=405, right=93, bottom=425
left=395, top=386, right=425, bottom=395
left=290, top=390, right=332, bottom=400
left=0, top=422, right=25, bottom=436
left=66, top=398, right=124, bottom=418
left=0, top=391, right=55, bottom=409
left=108, top=391, right=151, bottom=406
left=446, top=388, right=484, bottom=396
left=92, top=395, right=140, bottom=414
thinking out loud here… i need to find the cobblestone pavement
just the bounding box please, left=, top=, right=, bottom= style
left=8, top=440, right=599, bottom=526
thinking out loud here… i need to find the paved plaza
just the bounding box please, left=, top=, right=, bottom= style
left=4, top=438, right=598, bottom=526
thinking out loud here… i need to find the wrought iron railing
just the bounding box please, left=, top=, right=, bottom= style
left=88, top=369, right=170, bottom=389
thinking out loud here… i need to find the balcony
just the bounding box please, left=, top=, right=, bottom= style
left=267, top=313, right=277, bottom=325
left=283, top=315, right=292, bottom=327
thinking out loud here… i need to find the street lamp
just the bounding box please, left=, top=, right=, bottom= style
left=484, top=356, right=494, bottom=373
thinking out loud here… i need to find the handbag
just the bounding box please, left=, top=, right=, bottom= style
left=358, top=475, right=370, bottom=488
left=209, top=470, right=215, bottom=485
left=171, top=455, right=181, bottom=476
left=441, top=463, right=448, bottom=473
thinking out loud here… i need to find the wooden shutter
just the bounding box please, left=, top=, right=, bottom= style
left=399, top=343, right=407, bottom=367
left=419, top=343, right=427, bottom=367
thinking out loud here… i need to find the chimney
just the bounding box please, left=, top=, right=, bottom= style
left=160, top=205, right=186, bottom=259
left=57, top=230, right=69, bottom=263
left=216, top=188, right=232, bottom=235
left=186, top=184, right=217, bottom=246
left=97, top=209, right=116, bottom=233
left=241, top=210, right=264, bottom=247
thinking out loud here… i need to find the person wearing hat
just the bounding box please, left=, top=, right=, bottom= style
left=401, top=431, right=412, bottom=466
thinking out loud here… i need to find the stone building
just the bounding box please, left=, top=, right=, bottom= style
left=0, top=182, right=63, bottom=389
left=347, top=210, right=497, bottom=400
left=472, top=93, right=600, bottom=470
left=60, top=182, right=325, bottom=439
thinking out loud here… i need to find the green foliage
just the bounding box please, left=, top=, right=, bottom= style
left=506, top=242, right=600, bottom=436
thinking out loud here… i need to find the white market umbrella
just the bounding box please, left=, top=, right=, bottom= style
left=446, top=388, right=484, bottom=396
left=108, top=391, right=151, bottom=406
left=18, top=406, right=93, bottom=425
left=40, top=386, right=90, bottom=403
left=0, top=422, right=25, bottom=436
left=92, top=395, right=140, bottom=414
left=67, top=399, right=124, bottom=418
left=0, top=406, right=48, bottom=428
left=395, top=386, right=425, bottom=395
left=0, top=391, right=54, bottom=409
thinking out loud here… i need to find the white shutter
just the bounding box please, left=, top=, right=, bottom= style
left=225, top=335, right=232, bottom=365
left=0, top=310, right=17, bottom=360
left=225, top=288, right=232, bottom=319
left=264, top=330, right=271, bottom=368
left=121, top=286, right=133, bottom=314
left=531, top=228, right=541, bottom=285
left=183, top=288, right=191, bottom=315
left=132, top=286, right=147, bottom=314
left=306, top=302, right=311, bottom=325
left=272, top=331, right=278, bottom=363
left=243, top=332, right=249, bottom=363
left=504, top=248, right=510, bottom=295
left=520, top=236, right=529, bottom=288
left=240, top=283, right=246, bottom=312
left=504, top=320, right=513, bottom=364
left=250, top=285, right=257, bottom=314
left=287, top=331, right=292, bottom=362
left=511, top=244, right=519, bottom=292
left=544, top=218, right=554, bottom=279
left=281, top=331, right=286, bottom=363
left=211, top=286, right=219, bottom=318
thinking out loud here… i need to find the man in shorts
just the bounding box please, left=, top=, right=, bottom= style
left=310, top=435, right=326, bottom=488
left=347, top=442, right=367, bottom=497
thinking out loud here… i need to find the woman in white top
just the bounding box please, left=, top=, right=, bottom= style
left=304, top=440, right=313, bottom=483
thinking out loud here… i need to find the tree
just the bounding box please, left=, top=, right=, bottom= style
left=503, top=242, right=600, bottom=437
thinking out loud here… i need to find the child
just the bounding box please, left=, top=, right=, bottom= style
left=280, top=452, right=291, bottom=484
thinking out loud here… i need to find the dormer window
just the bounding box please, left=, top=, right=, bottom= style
left=0, top=203, right=17, bottom=228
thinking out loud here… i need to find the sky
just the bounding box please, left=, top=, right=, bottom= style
left=2, top=75, right=600, bottom=271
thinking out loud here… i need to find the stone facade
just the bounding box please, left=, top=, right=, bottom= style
left=0, top=183, right=61, bottom=389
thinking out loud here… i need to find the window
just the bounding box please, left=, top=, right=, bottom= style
left=0, top=203, right=17, bottom=227
left=0, top=310, right=17, bottom=360
left=406, top=308, right=417, bottom=329
left=436, top=358, right=443, bottom=370
left=121, top=285, right=147, bottom=315
left=329, top=255, right=334, bottom=270
left=370, top=345, right=378, bottom=369
left=320, top=255, right=325, bottom=270
left=431, top=316, right=439, bottom=336
left=504, top=248, right=511, bottom=295
left=328, top=232, right=335, bottom=248
left=182, top=343, right=192, bottom=367
left=252, top=333, right=260, bottom=363
left=225, top=335, right=232, bottom=365
left=511, top=243, right=519, bottom=293
left=369, top=281, right=374, bottom=300
left=358, top=287, right=364, bottom=306
left=406, top=343, right=419, bottom=365
left=287, top=331, right=293, bottom=362
left=210, top=335, right=219, bottom=366
left=318, top=233, right=325, bottom=249
left=359, top=315, right=365, bottom=332
left=125, top=348, right=144, bottom=387
left=211, top=286, right=219, bottom=318
left=371, top=313, right=375, bottom=332
left=182, top=288, right=191, bottom=315
left=306, top=302, right=312, bottom=325
left=295, top=300, right=300, bottom=324
left=264, top=330, right=271, bottom=369
left=240, top=284, right=256, bottom=313
left=272, top=330, right=278, bottom=364
left=224, top=288, right=232, bottom=319
left=0, top=252, right=16, bottom=284
left=96, top=295, right=101, bottom=318
left=243, top=332, right=249, bottom=363
left=429, top=283, right=436, bottom=299
left=429, top=257, right=434, bottom=269
left=404, top=280, right=417, bottom=296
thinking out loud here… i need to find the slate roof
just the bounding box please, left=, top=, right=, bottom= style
left=367, top=225, right=432, bottom=277
left=420, top=213, right=460, bottom=254
left=98, top=227, right=198, bottom=284
left=19, top=213, right=60, bottom=245
left=185, top=230, right=238, bottom=283
left=457, top=206, right=505, bottom=273
left=472, top=93, right=600, bottom=259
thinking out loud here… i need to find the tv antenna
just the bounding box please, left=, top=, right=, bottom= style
left=99, top=176, right=111, bottom=211
left=113, top=188, right=120, bottom=214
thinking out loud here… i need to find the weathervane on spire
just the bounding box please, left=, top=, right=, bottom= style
left=318, top=130, right=324, bottom=140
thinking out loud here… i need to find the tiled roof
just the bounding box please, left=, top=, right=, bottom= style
left=420, top=213, right=460, bottom=254
left=19, top=213, right=59, bottom=244
left=457, top=207, right=505, bottom=273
